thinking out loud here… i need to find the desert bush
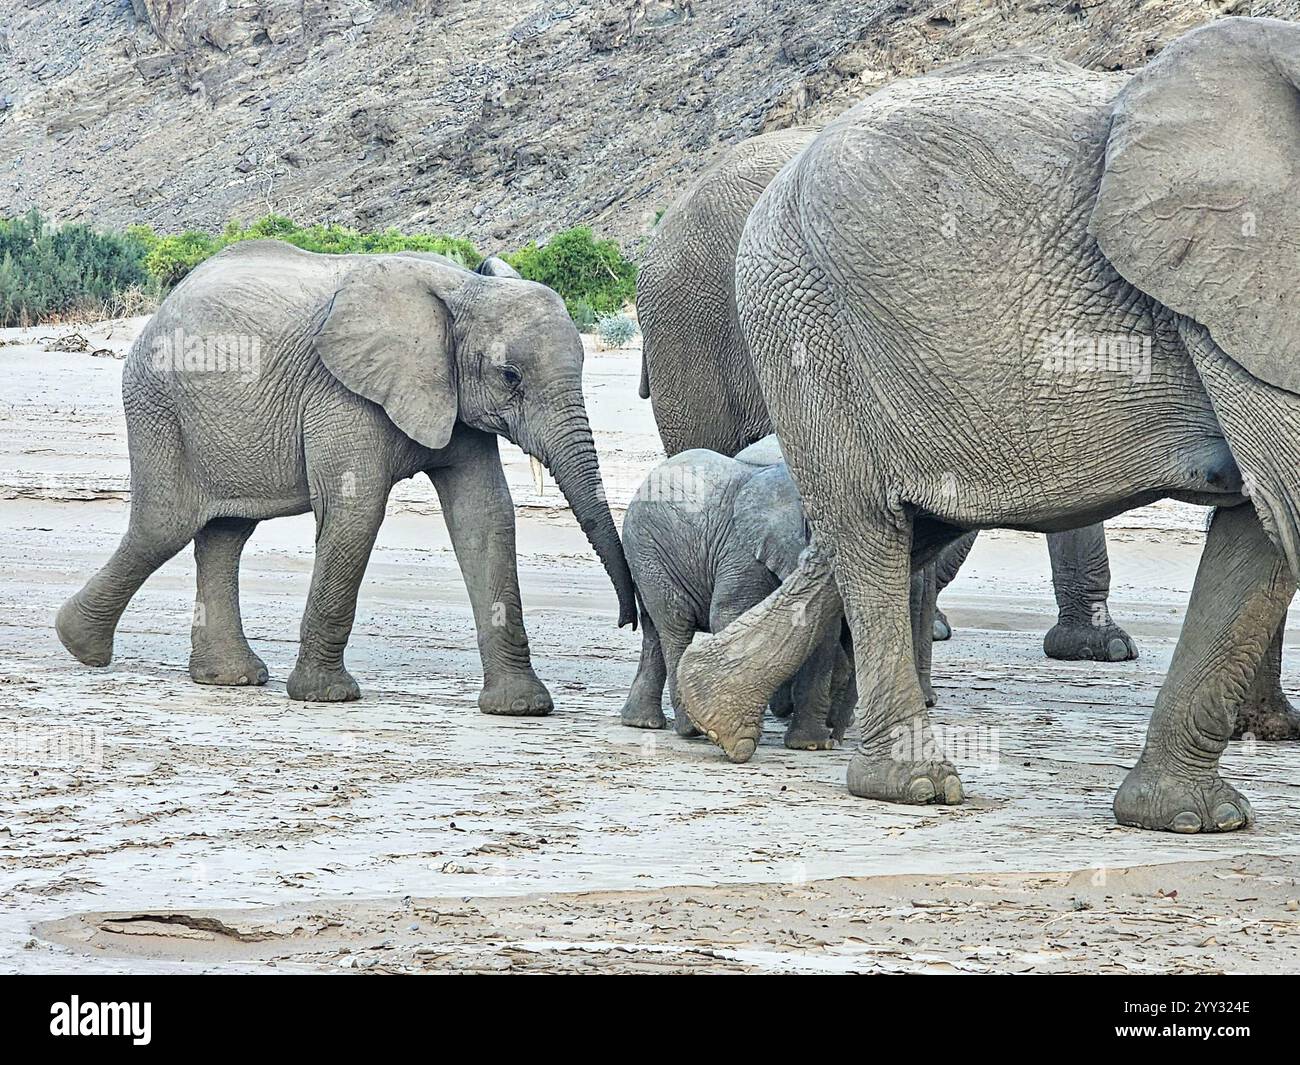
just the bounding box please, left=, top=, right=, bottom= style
left=504, top=226, right=637, bottom=323
left=133, top=215, right=483, bottom=289
left=0, top=211, right=639, bottom=331
left=0, top=211, right=151, bottom=327
left=596, top=310, right=639, bottom=348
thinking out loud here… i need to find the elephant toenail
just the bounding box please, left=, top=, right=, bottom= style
left=1213, top=803, right=1245, bottom=830
left=707, top=730, right=719, bottom=742
left=730, top=738, right=756, bottom=763
left=908, top=777, right=937, bottom=803
left=1170, top=811, right=1202, bottom=833
left=1078, top=647, right=1095, bottom=661
left=1107, top=638, right=1129, bottom=661
left=942, top=775, right=964, bottom=804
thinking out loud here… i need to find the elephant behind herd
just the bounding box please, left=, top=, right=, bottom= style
left=54, top=16, right=1300, bottom=835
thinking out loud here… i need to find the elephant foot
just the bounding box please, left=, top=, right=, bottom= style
left=674, top=657, right=764, bottom=763
left=672, top=706, right=702, bottom=738
left=620, top=693, right=667, bottom=730
left=479, top=670, right=553, bottom=716
left=932, top=609, right=952, bottom=642
left=1043, top=619, right=1137, bottom=662
left=287, top=661, right=361, bottom=702
left=189, top=645, right=268, bottom=687
left=769, top=686, right=794, bottom=719
left=1233, top=692, right=1300, bottom=741
left=55, top=596, right=114, bottom=667
left=846, top=749, right=964, bottom=805
left=1113, top=757, right=1252, bottom=833
left=784, top=721, right=837, bottom=751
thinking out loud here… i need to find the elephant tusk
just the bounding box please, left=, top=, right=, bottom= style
left=530, top=455, right=546, bottom=496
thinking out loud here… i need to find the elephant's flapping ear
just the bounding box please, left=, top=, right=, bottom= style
left=734, top=464, right=807, bottom=580
left=1090, top=17, right=1300, bottom=394
left=314, top=258, right=465, bottom=451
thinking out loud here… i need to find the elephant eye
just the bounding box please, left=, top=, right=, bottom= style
left=500, top=364, right=522, bottom=388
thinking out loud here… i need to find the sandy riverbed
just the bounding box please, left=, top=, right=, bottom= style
left=2, top=319, right=1298, bottom=974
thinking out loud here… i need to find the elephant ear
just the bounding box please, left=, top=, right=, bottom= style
left=314, top=257, right=464, bottom=451
left=1090, top=17, right=1300, bottom=394
left=733, top=464, right=807, bottom=580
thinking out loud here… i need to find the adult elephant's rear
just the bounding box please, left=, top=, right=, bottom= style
left=637, top=127, right=818, bottom=457
left=681, top=21, right=1300, bottom=829
left=638, top=126, right=1137, bottom=665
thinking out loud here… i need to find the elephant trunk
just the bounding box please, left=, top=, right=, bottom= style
left=526, top=393, right=638, bottom=628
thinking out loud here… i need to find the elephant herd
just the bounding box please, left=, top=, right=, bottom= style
left=56, top=17, right=1300, bottom=835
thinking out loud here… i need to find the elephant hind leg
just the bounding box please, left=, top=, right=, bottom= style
left=621, top=610, right=669, bottom=730
left=839, top=512, right=963, bottom=806
left=1233, top=616, right=1300, bottom=741
left=910, top=562, right=937, bottom=708
left=189, top=517, right=267, bottom=686
left=56, top=508, right=201, bottom=667
left=931, top=531, right=977, bottom=641
left=1114, top=504, right=1294, bottom=833
left=1042, top=523, right=1138, bottom=662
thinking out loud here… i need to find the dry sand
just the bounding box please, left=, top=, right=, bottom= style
left=2, top=320, right=1299, bottom=974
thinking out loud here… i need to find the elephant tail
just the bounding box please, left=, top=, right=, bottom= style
left=638, top=353, right=650, bottom=399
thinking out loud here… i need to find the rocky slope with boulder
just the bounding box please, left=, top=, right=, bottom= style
left=1, top=0, right=1294, bottom=253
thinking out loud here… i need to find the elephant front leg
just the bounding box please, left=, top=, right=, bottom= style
left=1042, top=523, right=1138, bottom=662
left=677, top=538, right=843, bottom=763
left=429, top=436, right=552, bottom=717
left=839, top=516, right=963, bottom=806
left=621, top=612, right=669, bottom=729
left=1114, top=504, right=1294, bottom=833
left=1232, top=615, right=1300, bottom=740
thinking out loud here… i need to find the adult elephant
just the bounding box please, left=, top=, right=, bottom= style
left=677, top=18, right=1300, bottom=831
left=57, top=241, right=636, bottom=712
left=637, top=127, right=1137, bottom=663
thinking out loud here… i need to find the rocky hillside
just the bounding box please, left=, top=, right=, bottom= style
left=1, top=0, right=1294, bottom=255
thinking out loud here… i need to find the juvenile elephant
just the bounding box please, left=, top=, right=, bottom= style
left=638, top=126, right=1137, bottom=663
left=56, top=241, right=636, bottom=711
left=678, top=18, right=1300, bottom=830
left=620, top=440, right=854, bottom=749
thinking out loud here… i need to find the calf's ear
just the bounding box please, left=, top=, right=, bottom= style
left=314, top=257, right=466, bottom=451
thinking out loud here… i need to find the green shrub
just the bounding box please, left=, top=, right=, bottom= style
left=142, top=229, right=224, bottom=289
left=0, top=212, right=639, bottom=331
left=504, top=226, right=637, bottom=323
left=137, top=215, right=483, bottom=289
left=0, top=210, right=152, bottom=327
left=569, top=299, right=598, bottom=334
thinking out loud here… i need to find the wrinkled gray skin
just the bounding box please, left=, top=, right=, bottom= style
left=56, top=241, right=637, bottom=711
left=637, top=127, right=1138, bottom=663
left=620, top=442, right=856, bottom=749
left=677, top=19, right=1300, bottom=831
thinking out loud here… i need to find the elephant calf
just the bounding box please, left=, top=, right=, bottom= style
left=620, top=440, right=854, bottom=749
left=56, top=241, right=636, bottom=711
